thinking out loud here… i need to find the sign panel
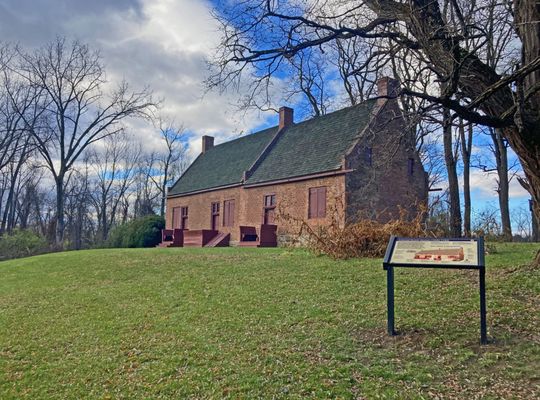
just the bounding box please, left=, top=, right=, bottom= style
left=388, top=238, right=479, bottom=266
left=382, top=236, right=487, bottom=344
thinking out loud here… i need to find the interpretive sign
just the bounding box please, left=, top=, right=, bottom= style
left=383, top=236, right=487, bottom=344
left=389, top=239, right=479, bottom=266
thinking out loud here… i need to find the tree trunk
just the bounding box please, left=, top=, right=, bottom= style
left=443, top=108, right=462, bottom=237
left=0, top=189, right=11, bottom=234
left=55, top=176, right=65, bottom=246
left=160, top=165, right=169, bottom=218
left=459, top=120, right=472, bottom=237
left=506, top=126, right=540, bottom=239
left=531, top=199, right=539, bottom=242
left=508, top=0, right=540, bottom=258
left=491, top=128, right=512, bottom=241
left=101, top=196, right=108, bottom=242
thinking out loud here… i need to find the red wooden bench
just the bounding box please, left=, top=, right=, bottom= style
left=239, top=226, right=258, bottom=242
left=238, top=224, right=277, bottom=247
left=259, top=224, right=277, bottom=247
left=158, top=229, right=184, bottom=247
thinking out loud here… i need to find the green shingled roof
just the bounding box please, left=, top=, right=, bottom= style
left=246, top=100, right=376, bottom=184
left=168, top=127, right=277, bottom=196
left=168, top=100, right=376, bottom=196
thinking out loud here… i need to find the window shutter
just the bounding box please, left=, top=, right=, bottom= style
left=229, top=200, right=235, bottom=226
left=174, top=207, right=184, bottom=228
left=309, top=188, right=317, bottom=218
left=317, top=187, right=326, bottom=218
left=223, top=200, right=235, bottom=227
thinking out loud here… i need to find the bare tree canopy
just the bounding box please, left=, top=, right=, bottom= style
left=1, top=38, right=157, bottom=244
left=150, top=119, right=188, bottom=217
left=209, top=0, right=540, bottom=256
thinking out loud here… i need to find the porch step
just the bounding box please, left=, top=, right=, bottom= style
left=238, top=241, right=260, bottom=247
left=205, top=232, right=230, bottom=247
left=156, top=241, right=182, bottom=248
left=183, top=230, right=219, bottom=247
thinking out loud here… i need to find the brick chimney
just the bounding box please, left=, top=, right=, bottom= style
left=279, top=106, right=294, bottom=130
left=201, top=135, right=214, bottom=153
left=376, top=76, right=400, bottom=106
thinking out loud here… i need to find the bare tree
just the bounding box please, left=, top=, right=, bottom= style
left=333, top=36, right=380, bottom=106
left=134, top=152, right=161, bottom=218
left=459, top=119, right=473, bottom=237
left=488, top=128, right=513, bottom=241
left=286, top=49, right=330, bottom=117
left=10, top=38, right=156, bottom=245
left=511, top=205, right=532, bottom=240
left=473, top=205, right=501, bottom=238
left=0, top=46, right=36, bottom=173
left=88, top=134, right=141, bottom=242
left=149, top=120, right=187, bottom=217
left=442, top=106, right=462, bottom=237
left=63, top=163, right=94, bottom=250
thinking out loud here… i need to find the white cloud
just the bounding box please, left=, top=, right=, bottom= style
left=0, top=0, right=278, bottom=161
left=467, top=169, right=529, bottom=200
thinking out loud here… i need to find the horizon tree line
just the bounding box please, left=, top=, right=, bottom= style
left=0, top=38, right=187, bottom=248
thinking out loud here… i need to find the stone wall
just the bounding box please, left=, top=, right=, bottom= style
left=344, top=98, right=428, bottom=222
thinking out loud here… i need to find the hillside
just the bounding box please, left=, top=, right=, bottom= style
left=0, top=244, right=538, bottom=399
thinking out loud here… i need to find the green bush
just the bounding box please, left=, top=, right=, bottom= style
left=0, top=230, right=49, bottom=261
left=106, top=215, right=165, bottom=248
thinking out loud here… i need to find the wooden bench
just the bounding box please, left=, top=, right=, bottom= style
left=239, top=226, right=258, bottom=242
left=259, top=224, right=277, bottom=247
left=238, top=225, right=277, bottom=247
left=161, top=229, right=174, bottom=242
left=158, top=229, right=184, bottom=247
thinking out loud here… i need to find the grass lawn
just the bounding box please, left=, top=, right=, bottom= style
left=0, top=244, right=538, bottom=399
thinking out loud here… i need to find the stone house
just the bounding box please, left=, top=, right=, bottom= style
left=165, top=77, right=428, bottom=246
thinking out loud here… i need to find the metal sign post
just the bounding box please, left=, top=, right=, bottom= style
left=383, top=236, right=487, bottom=345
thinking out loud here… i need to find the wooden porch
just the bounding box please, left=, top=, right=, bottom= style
left=157, top=224, right=277, bottom=248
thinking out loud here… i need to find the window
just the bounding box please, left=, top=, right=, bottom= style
left=223, top=199, right=235, bottom=227
left=365, top=147, right=373, bottom=166
left=211, top=202, right=220, bottom=230
left=308, top=186, right=327, bottom=219
left=173, top=206, right=188, bottom=229
left=407, top=158, right=415, bottom=176
left=264, top=194, right=276, bottom=208
left=263, top=194, right=276, bottom=224
left=180, top=206, right=188, bottom=229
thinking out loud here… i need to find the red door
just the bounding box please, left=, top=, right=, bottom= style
left=211, top=202, right=220, bottom=230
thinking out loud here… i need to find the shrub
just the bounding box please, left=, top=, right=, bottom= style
left=298, top=211, right=428, bottom=259
left=0, top=230, right=49, bottom=261
left=106, top=215, right=165, bottom=248
left=279, top=198, right=430, bottom=259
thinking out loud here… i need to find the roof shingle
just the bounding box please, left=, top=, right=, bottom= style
left=246, top=100, right=376, bottom=184
left=168, top=127, right=276, bottom=196
left=168, top=100, right=376, bottom=196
